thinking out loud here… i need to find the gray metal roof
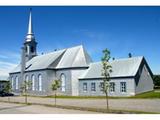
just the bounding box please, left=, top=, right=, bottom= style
left=56, top=45, right=92, bottom=69
left=79, top=56, right=143, bottom=79
left=10, top=45, right=92, bottom=73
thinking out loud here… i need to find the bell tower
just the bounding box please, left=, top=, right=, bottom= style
left=24, top=8, right=37, bottom=62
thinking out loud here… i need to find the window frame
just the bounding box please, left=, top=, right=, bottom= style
left=11, top=77, right=14, bottom=90
left=31, top=74, right=35, bottom=91
left=25, top=75, right=29, bottom=89
left=15, top=76, right=19, bottom=90
left=38, top=74, right=42, bottom=91
left=99, top=82, right=104, bottom=92
left=91, top=82, right=96, bottom=92
left=120, top=82, right=126, bottom=93
left=60, top=74, right=66, bottom=92
left=83, top=82, right=87, bottom=92
left=110, top=82, right=115, bottom=92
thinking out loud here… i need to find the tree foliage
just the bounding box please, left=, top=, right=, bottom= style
left=51, top=80, right=61, bottom=91
left=3, top=81, right=12, bottom=93
left=101, top=48, right=112, bottom=111
left=101, top=49, right=112, bottom=93
left=51, top=79, right=61, bottom=106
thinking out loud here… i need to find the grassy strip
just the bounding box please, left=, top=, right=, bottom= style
left=27, top=90, right=160, bottom=99
left=130, top=91, right=160, bottom=99
left=0, top=100, right=158, bottom=114
left=41, top=104, right=157, bottom=114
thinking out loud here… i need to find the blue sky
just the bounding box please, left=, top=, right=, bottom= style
left=0, top=6, right=160, bottom=76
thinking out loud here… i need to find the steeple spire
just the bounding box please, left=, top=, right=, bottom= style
left=25, top=8, right=35, bottom=42
left=28, top=8, right=33, bottom=34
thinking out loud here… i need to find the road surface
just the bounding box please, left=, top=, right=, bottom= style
left=0, top=102, right=99, bottom=114
left=0, top=96, right=160, bottom=113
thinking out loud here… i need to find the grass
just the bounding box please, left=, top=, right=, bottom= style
left=130, top=90, right=160, bottom=99
left=38, top=90, right=160, bottom=99
left=19, top=90, right=160, bottom=99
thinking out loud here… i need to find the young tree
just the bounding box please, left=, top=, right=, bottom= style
left=101, top=48, right=112, bottom=111
left=20, top=80, right=32, bottom=104
left=51, top=79, right=61, bottom=106
left=3, top=81, right=12, bottom=102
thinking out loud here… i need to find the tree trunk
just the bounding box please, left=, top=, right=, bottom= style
left=55, top=91, right=56, bottom=106
left=8, top=97, right=10, bottom=102
left=25, top=89, right=27, bottom=104
left=25, top=94, right=27, bottom=104
left=105, top=92, right=109, bottom=111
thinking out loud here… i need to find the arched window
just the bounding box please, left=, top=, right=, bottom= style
left=38, top=74, right=42, bottom=91
left=11, top=77, right=14, bottom=89
left=25, top=75, right=29, bottom=89
left=60, top=74, right=66, bottom=92
left=31, top=74, right=35, bottom=91
left=15, top=76, right=19, bottom=90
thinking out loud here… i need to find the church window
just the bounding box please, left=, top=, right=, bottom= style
left=15, top=76, right=19, bottom=90
left=38, top=74, right=42, bottom=91
left=31, top=46, right=34, bottom=53
left=60, top=74, right=66, bottom=92
left=11, top=77, right=14, bottom=89
left=25, top=47, right=27, bottom=52
left=25, top=75, right=29, bottom=89
left=31, top=74, right=35, bottom=91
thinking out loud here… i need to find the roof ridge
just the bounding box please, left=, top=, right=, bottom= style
left=90, top=56, right=144, bottom=65
left=110, top=56, right=143, bottom=62
left=36, top=45, right=83, bottom=57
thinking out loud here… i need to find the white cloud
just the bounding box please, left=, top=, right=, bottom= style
left=0, top=61, right=17, bottom=76
left=0, top=52, right=20, bottom=77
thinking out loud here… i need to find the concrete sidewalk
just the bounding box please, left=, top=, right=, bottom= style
left=0, top=96, right=160, bottom=113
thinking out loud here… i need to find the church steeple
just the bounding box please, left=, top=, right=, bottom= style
left=23, top=8, right=37, bottom=62
left=25, top=8, right=35, bottom=42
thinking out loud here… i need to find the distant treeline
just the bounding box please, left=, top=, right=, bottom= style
left=153, top=75, right=160, bottom=89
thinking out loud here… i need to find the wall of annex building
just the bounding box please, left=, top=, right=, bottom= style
left=135, top=64, right=154, bottom=94
left=79, top=78, right=135, bottom=97
left=71, top=69, right=87, bottom=96
left=9, top=69, right=56, bottom=96
left=55, top=68, right=88, bottom=96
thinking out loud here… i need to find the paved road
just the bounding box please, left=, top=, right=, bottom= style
left=0, top=102, right=99, bottom=114
left=0, top=96, right=160, bottom=113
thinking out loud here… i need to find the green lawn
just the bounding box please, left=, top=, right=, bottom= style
left=40, top=90, right=160, bottom=99
left=130, top=90, right=160, bottom=99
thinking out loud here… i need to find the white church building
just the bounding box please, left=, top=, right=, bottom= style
left=9, top=10, right=154, bottom=97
